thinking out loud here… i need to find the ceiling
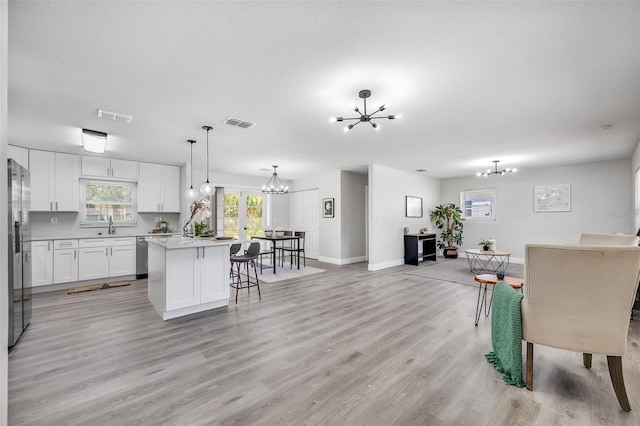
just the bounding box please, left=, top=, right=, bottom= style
left=7, top=1, right=640, bottom=180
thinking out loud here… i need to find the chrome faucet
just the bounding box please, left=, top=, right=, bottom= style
left=108, top=216, right=116, bottom=234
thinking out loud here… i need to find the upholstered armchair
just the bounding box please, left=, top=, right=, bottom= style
left=522, top=243, right=640, bottom=411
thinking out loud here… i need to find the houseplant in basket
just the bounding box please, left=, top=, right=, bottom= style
left=430, top=203, right=464, bottom=258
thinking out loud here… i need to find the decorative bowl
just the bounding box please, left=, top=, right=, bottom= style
left=264, top=230, right=273, bottom=237
left=275, top=231, right=285, bottom=237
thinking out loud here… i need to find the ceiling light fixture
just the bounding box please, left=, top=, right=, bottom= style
left=330, top=89, right=400, bottom=132
left=477, top=160, right=517, bottom=177
left=82, top=128, right=107, bottom=153
left=262, top=165, right=289, bottom=195
left=200, top=125, right=215, bottom=197
left=185, top=139, right=200, bottom=201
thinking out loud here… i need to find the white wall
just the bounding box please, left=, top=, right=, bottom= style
left=1, top=0, right=8, bottom=420
left=631, top=140, right=640, bottom=231
left=441, top=158, right=633, bottom=261
left=340, top=171, right=367, bottom=262
left=368, top=164, right=440, bottom=271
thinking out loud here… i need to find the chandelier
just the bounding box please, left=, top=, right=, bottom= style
left=477, top=160, right=517, bottom=177
left=262, top=165, right=289, bottom=195
left=331, top=89, right=400, bottom=131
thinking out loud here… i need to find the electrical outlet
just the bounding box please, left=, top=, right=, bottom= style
left=155, top=217, right=162, bottom=222
left=50, top=217, right=58, bottom=224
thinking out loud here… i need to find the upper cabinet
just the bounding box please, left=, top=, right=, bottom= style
left=81, top=156, right=138, bottom=180
left=138, top=162, right=180, bottom=213
left=30, top=150, right=80, bottom=212
left=8, top=145, right=29, bottom=170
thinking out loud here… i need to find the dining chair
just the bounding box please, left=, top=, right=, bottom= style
left=281, top=231, right=306, bottom=268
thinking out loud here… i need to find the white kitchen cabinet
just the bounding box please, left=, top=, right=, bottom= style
left=30, top=150, right=80, bottom=212
left=81, top=156, right=138, bottom=180
left=78, top=237, right=136, bottom=281
left=8, top=145, right=29, bottom=170
left=109, top=245, right=136, bottom=276
left=138, top=162, right=180, bottom=212
left=163, top=246, right=225, bottom=310
left=32, top=241, right=54, bottom=287
left=53, top=239, right=79, bottom=284
left=78, top=247, right=110, bottom=281
left=148, top=240, right=229, bottom=320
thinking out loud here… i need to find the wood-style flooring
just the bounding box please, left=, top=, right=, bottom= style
left=8, top=261, right=640, bottom=425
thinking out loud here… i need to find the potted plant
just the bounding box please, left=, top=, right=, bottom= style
left=479, top=239, right=491, bottom=251
left=430, top=203, right=464, bottom=258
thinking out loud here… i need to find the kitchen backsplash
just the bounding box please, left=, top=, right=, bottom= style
left=30, top=212, right=180, bottom=238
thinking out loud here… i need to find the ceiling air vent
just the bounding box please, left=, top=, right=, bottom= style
left=223, top=116, right=256, bottom=129
left=97, top=109, right=132, bottom=124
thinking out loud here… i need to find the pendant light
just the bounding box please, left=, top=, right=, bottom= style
left=185, top=139, right=199, bottom=201
left=200, top=125, right=215, bottom=196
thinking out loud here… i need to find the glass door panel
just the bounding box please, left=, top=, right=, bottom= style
left=223, top=191, right=265, bottom=239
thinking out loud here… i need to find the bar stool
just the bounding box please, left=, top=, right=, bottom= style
left=229, top=242, right=261, bottom=303
left=229, top=243, right=242, bottom=280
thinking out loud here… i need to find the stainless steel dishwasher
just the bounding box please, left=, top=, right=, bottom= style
left=136, top=237, right=148, bottom=279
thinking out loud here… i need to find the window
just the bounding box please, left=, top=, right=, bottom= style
left=80, top=180, right=136, bottom=226
left=460, top=188, right=496, bottom=220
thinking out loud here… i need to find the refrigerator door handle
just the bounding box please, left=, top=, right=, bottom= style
left=14, top=222, right=20, bottom=254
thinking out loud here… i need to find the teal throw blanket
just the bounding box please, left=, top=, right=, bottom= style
left=485, top=281, right=525, bottom=387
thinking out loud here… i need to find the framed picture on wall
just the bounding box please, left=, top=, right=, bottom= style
left=406, top=196, right=423, bottom=218
left=534, top=184, right=571, bottom=212
left=323, top=198, right=334, bottom=218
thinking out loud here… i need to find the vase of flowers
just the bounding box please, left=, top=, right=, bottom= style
left=183, top=199, right=211, bottom=237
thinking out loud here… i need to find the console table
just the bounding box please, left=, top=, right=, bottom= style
left=404, top=233, right=437, bottom=266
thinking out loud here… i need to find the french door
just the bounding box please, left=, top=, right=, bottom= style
left=223, top=190, right=265, bottom=240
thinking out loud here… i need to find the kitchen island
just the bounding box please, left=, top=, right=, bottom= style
left=147, top=236, right=233, bottom=320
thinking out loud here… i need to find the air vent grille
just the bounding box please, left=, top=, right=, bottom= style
left=97, top=109, right=132, bottom=124
left=223, top=116, right=256, bottom=129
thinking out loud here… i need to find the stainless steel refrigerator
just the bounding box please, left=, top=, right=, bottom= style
left=8, top=158, right=31, bottom=348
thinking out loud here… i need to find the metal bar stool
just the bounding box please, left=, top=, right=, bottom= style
left=229, top=243, right=242, bottom=281
left=229, top=242, right=262, bottom=303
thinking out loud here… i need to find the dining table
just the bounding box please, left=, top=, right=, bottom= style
left=251, top=234, right=302, bottom=274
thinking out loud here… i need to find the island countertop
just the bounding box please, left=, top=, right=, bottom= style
left=147, top=236, right=243, bottom=249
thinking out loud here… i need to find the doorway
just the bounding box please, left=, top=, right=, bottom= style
left=223, top=190, right=265, bottom=239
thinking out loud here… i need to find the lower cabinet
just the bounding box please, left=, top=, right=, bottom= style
left=32, top=241, right=54, bottom=287
left=78, top=246, right=110, bottom=281
left=165, top=246, right=227, bottom=311
left=54, top=249, right=79, bottom=284
left=78, top=237, right=136, bottom=281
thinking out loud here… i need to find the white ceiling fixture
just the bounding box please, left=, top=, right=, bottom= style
left=82, top=129, right=107, bottom=154
left=97, top=109, right=132, bottom=124
left=185, top=139, right=200, bottom=201
left=331, top=89, right=400, bottom=132
left=200, top=125, right=216, bottom=197
left=477, top=160, right=517, bottom=177
left=223, top=116, right=256, bottom=129
left=262, top=165, right=289, bottom=195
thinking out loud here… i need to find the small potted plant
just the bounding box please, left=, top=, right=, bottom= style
left=479, top=239, right=491, bottom=251
left=430, top=203, right=464, bottom=258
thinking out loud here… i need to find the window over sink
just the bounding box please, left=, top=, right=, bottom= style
left=80, top=179, right=137, bottom=226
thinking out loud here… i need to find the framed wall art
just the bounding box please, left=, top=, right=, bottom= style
left=534, top=184, right=571, bottom=212
left=323, top=198, right=334, bottom=218
left=406, top=196, right=423, bottom=218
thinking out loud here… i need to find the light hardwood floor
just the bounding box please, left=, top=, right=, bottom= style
left=8, top=261, right=640, bottom=425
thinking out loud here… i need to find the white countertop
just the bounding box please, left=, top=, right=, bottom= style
left=31, top=232, right=182, bottom=241
left=147, top=236, right=241, bottom=249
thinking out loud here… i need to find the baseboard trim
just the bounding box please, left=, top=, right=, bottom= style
left=318, top=256, right=367, bottom=265
left=367, top=259, right=404, bottom=271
